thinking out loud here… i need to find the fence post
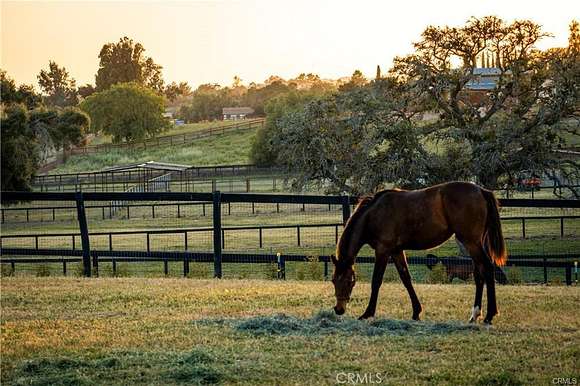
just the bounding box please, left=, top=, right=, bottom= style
left=277, top=253, right=285, bottom=280
left=213, top=191, right=223, bottom=278
left=543, top=256, right=548, bottom=284
left=297, top=226, right=301, bottom=246
left=342, top=196, right=351, bottom=225
left=92, top=251, right=99, bottom=276
left=183, top=255, right=189, bottom=277
left=75, top=192, right=91, bottom=277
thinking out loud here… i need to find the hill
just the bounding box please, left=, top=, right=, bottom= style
left=49, top=128, right=256, bottom=174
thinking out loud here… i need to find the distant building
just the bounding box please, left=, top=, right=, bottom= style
left=222, top=107, right=254, bottom=120
left=463, top=67, right=511, bottom=107
left=465, top=67, right=502, bottom=91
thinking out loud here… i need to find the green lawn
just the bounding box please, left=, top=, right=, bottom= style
left=50, top=129, right=256, bottom=174
left=1, top=277, right=578, bottom=385
left=89, top=121, right=239, bottom=146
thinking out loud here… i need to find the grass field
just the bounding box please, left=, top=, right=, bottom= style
left=1, top=277, right=578, bottom=385
left=89, top=121, right=235, bottom=146
left=50, top=129, right=256, bottom=174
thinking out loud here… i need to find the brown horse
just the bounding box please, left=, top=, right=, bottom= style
left=331, top=181, right=507, bottom=324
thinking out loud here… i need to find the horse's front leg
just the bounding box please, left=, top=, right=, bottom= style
left=359, top=250, right=389, bottom=320
left=393, top=251, right=422, bottom=321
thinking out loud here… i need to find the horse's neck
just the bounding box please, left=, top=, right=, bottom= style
left=338, top=224, right=365, bottom=265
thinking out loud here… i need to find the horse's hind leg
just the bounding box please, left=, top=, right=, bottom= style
left=359, top=249, right=389, bottom=320
left=393, top=251, right=422, bottom=321
left=464, top=241, right=498, bottom=324
left=469, top=263, right=484, bottom=323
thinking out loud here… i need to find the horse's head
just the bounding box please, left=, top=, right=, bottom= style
left=331, top=255, right=356, bottom=315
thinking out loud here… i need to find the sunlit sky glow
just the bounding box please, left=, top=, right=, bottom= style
left=1, top=0, right=578, bottom=90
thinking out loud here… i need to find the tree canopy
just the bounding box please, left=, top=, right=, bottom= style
left=261, top=17, right=579, bottom=196
left=37, top=61, right=79, bottom=107
left=95, top=37, right=164, bottom=93
left=1, top=104, right=89, bottom=191
left=390, top=16, right=579, bottom=189
left=164, top=81, right=192, bottom=102
left=1, top=70, right=42, bottom=109
left=81, top=82, right=169, bottom=143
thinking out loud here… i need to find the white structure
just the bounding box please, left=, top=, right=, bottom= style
left=222, top=107, right=254, bottom=120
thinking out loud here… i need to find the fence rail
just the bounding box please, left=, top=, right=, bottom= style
left=74, top=119, right=264, bottom=155
left=37, top=119, right=264, bottom=173
left=32, top=169, right=580, bottom=200
left=1, top=191, right=578, bottom=284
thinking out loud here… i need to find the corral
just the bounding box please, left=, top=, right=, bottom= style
left=1, top=190, right=579, bottom=285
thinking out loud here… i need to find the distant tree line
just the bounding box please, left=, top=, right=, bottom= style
left=177, top=73, right=338, bottom=122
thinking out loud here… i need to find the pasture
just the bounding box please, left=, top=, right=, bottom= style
left=88, top=121, right=230, bottom=146
left=1, top=277, right=579, bottom=385
left=49, top=129, right=256, bottom=174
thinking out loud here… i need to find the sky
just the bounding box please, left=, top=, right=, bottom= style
left=1, top=0, right=578, bottom=90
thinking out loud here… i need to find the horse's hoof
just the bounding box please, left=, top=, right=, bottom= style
left=358, top=313, right=373, bottom=320
left=468, top=317, right=477, bottom=324
left=483, top=319, right=493, bottom=325
left=412, top=314, right=421, bottom=321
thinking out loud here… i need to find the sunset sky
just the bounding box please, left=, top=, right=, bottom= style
left=1, top=0, right=578, bottom=90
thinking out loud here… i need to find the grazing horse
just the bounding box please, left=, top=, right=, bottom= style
left=331, top=181, right=507, bottom=324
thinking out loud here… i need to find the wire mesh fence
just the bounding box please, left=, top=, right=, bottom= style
left=1, top=192, right=579, bottom=284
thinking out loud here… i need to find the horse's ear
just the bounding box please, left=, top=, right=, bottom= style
left=330, top=254, right=338, bottom=265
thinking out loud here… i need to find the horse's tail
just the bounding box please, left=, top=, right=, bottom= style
left=481, top=189, right=507, bottom=266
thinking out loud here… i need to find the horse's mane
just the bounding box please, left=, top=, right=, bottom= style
left=336, top=189, right=401, bottom=262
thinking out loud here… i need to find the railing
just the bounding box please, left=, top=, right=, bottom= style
left=1, top=192, right=578, bottom=284
left=34, top=165, right=283, bottom=191
left=70, top=119, right=264, bottom=155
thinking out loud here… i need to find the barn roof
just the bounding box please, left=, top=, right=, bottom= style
left=222, top=107, right=254, bottom=115
left=102, top=161, right=191, bottom=172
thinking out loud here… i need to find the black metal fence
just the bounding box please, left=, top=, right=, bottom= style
left=1, top=191, right=579, bottom=285
left=31, top=169, right=580, bottom=199
left=33, top=165, right=285, bottom=192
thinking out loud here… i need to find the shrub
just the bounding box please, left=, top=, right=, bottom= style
left=506, top=267, right=523, bottom=285
left=295, top=256, right=323, bottom=281
left=73, top=262, right=84, bottom=277
left=427, top=262, right=448, bottom=284
left=451, top=277, right=466, bottom=285
left=98, top=264, right=115, bottom=277
left=35, top=264, right=51, bottom=277
left=1, top=263, right=14, bottom=277
left=188, top=263, right=211, bottom=279
left=265, top=262, right=279, bottom=280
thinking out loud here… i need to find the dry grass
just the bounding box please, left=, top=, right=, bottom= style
left=1, top=277, right=579, bottom=385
